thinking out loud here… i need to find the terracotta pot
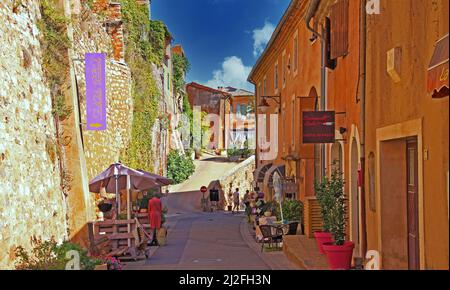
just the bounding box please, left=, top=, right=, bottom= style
left=323, top=241, right=355, bottom=270
left=313, top=231, right=333, bottom=254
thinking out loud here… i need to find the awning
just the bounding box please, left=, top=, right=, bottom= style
left=253, top=163, right=273, bottom=183
left=428, top=34, right=449, bottom=98
left=263, top=164, right=286, bottom=188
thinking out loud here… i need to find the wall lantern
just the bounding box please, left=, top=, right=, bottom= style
left=258, top=95, right=281, bottom=113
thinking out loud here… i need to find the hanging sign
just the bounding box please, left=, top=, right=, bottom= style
left=302, top=111, right=335, bottom=143
left=85, top=53, right=106, bottom=130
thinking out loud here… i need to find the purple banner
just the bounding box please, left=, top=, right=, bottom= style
left=85, top=53, right=106, bottom=131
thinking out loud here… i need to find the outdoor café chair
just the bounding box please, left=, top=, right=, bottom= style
left=259, top=225, right=283, bottom=252
left=283, top=222, right=299, bottom=235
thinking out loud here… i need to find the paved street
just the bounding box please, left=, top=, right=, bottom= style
left=124, top=155, right=298, bottom=270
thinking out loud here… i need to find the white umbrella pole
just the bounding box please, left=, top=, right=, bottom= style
left=127, top=175, right=131, bottom=247
left=115, top=175, right=119, bottom=219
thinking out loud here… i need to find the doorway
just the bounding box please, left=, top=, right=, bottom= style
left=406, top=138, right=420, bottom=270
left=350, top=138, right=360, bottom=257
left=379, top=136, right=420, bottom=269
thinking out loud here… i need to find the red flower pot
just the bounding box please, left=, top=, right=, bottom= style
left=313, top=232, right=333, bottom=254
left=323, top=241, right=355, bottom=270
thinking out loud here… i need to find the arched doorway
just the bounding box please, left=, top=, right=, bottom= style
left=330, top=141, right=343, bottom=174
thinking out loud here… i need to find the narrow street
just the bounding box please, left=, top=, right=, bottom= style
left=124, top=154, right=297, bottom=270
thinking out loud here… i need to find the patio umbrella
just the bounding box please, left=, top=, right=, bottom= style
left=136, top=169, right=173, bottom=187
left=89, top=163, right=163, bottom=218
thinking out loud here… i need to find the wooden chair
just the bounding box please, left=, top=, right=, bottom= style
left=259, top=225, right=283, bottom=252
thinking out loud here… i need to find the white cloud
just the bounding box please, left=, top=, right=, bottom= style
left=252, top=20, right=275, bottom=57
left=204, top=56, right=253, bottom=91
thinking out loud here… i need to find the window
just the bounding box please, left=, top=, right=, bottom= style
left=291, top=95, right=295, bottom=149
left=293, top=33, right=299, bottom=73
left=288, top=55, right=291, bottom=74
left=274, top=62, right=279, bottom=91
left=330, top=0, right=349, bottom=59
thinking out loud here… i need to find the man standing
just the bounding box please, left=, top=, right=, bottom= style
left=232, top=188, right=240, bottom=214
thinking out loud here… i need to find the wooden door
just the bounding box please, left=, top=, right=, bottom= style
left=406, top=138, right=420, bottom=270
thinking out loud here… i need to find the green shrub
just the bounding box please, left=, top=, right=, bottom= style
left=314, top=169, right=346, bottom=245
left=167, top=150, right=195, bottom=184
left=15, top=237, right=101, bottom=270
left=277, top=199, right=303, bottom=222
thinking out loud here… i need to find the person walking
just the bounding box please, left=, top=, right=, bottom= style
left=148, top=193, right=162, bottom=246
left=243, top=190, right=251, bottom=221
left=232, top=188, right=240, bottom=214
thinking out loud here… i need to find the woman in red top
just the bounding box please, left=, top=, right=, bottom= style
left=148, top=194, right=162, bottom=245
left=148, top=194, right=162, bottom=229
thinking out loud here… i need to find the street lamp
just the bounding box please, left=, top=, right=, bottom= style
left=258, top=96, right=281, bottom=113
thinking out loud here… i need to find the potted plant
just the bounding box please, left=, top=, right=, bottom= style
left=278, top=199, right=304, bottom=234
left=314, top=174, right=335, bottom=254
left=321, top=169, right=354, bottom=270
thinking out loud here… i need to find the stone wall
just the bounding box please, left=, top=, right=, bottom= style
left=72, top=3, right=133, bottom=181
left=0, top=2, right=68, bottom=269
left=216, top=156, right=255, bottom=209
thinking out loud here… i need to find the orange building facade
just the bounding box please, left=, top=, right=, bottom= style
left=249, top=0, right=322, bottom=237
left=249, top=0, right=449, bottom=270
left=362, top=0, right=449, bottom=270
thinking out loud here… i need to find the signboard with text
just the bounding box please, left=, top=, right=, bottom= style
left=302, top=111, right=335, bottom=143
left=85, top=53, right=106, bottom=131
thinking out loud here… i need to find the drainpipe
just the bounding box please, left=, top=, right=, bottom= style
left=359, top=0, right=368, bottom=258
left=305, top=0, right=327, bottom=179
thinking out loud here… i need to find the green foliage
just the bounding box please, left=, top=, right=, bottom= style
left=278, top=199, right=303, bottom=222
left=167, top=150, right=195, bottom=184
left=314, top=169, right=346, bottom=245
left=119, top=0, right=171, bottom=172
left=14, top=237, right=101, bottom=270
left=38, top=0, right=72, bottom=120
left=172, top=54, right=190, bottom=95
left=227, top=140, right=254, bottom=157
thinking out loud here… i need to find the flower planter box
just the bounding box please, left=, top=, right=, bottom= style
left=94, top=264, right=108, bottom=270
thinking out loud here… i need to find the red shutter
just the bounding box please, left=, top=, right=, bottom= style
left=330, top=0, right=349, bottom=59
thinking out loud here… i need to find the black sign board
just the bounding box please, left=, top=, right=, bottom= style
left=209, top=189, right=219, bottom=202
left=302, top=111, right=335, bottom=143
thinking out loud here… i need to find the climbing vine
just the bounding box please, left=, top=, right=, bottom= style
left=119, top=0, right=171, bottom=172
left=38, top=0, right=72, bottom=120
left=172, top=54, right=190, bottom=96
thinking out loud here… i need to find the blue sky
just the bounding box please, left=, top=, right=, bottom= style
left=152, top=0, right=291, bottom=92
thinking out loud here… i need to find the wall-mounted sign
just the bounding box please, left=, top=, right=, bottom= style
left=85, top=53, right=106, bottom=131
left=302, top=111, right=335, bottom=143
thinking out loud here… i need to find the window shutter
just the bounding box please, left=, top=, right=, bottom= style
left=330, top=0, right=349, bottom=59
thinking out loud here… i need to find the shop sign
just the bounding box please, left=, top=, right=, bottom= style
left=302, top=111, right=335, bottom=143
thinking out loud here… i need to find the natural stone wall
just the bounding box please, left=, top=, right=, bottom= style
left=216, top=156, right=255, bottom=209
left=0, top=2, right=68, bottom=269
left=72, top=5, right=133, bottom=181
